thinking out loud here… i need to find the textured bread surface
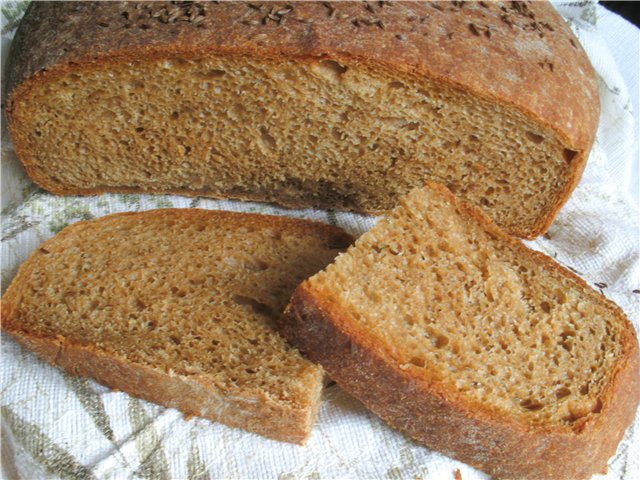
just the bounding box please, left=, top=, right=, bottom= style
left=6, top=1, right=598, bottom=238
left=279, top=183, right=640, bottom=477
left=1, top=209, right=353, bottom=444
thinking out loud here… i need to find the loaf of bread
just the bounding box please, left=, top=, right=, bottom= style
left=279, top=183, right=639, bottom=478
left=6, top=1, right=598, bottom=238
left=1, top=209, right=353, bottom=444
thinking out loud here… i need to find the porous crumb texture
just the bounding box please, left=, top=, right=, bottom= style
left=7, top=1, right=599, bottom=238
left=2, top=210, right=350, bottom=412
left=13, top=54, right=571, bottom=237
left=309, top=186, right=631, bottom=429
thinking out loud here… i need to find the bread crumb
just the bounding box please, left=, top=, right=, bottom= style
left=454, top=468, right=462, bottom=480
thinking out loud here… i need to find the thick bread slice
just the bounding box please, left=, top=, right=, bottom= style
left=279, top=183, right=640, bottom=477
left=6, top=1, right=598, bottom=238
left=1, top=209, right=353, bottom=444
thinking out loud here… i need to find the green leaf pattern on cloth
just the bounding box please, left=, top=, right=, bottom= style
left=1, top=1, right=29, bottom=35
left=128, top=398, right=170, bottom=480
left=1, top=406, right=96, bottom=480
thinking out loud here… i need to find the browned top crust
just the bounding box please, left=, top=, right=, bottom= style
left=7, top=1, right=598, bottom=150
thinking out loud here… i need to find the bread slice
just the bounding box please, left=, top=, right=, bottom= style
left=6, top=1, right=598, bottom=238
left=1, top=209, right=353, bottom=444
left=279, top=183, right=640, bottom=477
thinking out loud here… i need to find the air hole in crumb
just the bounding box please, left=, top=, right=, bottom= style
left=232, top=295, right=274, bottom=318
left=563, top=149, right=578, bottom=163
left=147, top=321, right=156, bottom=330
left=520, top=398, right=543, bottom=411
left=135, top=127, right=144, bottom=133
left=592, top=398, right=603, bottom=413
left=540, top=301, right=551, bottom=313
left=409, top=356, right=426, bottom=368
left=555, top=387, right=571, bottom=399
left=246, top=260, right=269, bottom=272
left=402, top=121, right=420, bottom=131
left=171, top=286, right=187, bottom=298
left=259, top=126, right=276, bottom=149
left=210, top=146, right=224, bottom=157
left=171, top=111, right=179, bottom=119
left=435, top=334, right=449, bottom=348
left=579, top=385, right=589, bottom=395
left=389, top=81, right=405, bottom=89
left=526, top=131, right=545, bottom=143
left=311, top=60, right=348, bottom=83
left=201, top=69, right=226, bottom=78
left=332, top=128, right=344, bottom=141
left=554, top=289, right=567, bottom=305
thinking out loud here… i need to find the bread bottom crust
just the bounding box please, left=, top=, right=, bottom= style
left=4, top=327, right=322, bottom=445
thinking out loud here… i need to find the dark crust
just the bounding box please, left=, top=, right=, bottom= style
left=5, top=1, right=599, bottom=239
left=277, top=183, right=640, bottom=478
left=1, top=209, right=354, bottom=445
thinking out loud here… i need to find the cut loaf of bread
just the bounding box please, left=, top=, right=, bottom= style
left=1, top=209, right=353, bottom=444
left=6, top=1, right=598, bottom=238
left=279, top=183, right=640, bottom=478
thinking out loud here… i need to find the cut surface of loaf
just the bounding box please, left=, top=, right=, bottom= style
left=279, top=183, right=640, bottom=477
left=1, top=209, right=353, bottom=444
left=6, top=1, right=598, bottom=238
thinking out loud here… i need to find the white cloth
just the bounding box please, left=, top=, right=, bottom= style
left=1, top=2, right=638, bottom=479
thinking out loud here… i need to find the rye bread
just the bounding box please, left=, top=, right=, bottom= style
left=279, top=183, right=639, bottom=477
left=1, top=209, right=353, bottom=444
left=5, top=1, right=598, bottom=238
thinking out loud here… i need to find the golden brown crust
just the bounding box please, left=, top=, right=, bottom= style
left=3, top=326, right=319, bottom=444
left=5, top=1, right=599, bottom=239
left=1, top=209, right=352, bottom=444
left=278, top=183, right=640, bottom=478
